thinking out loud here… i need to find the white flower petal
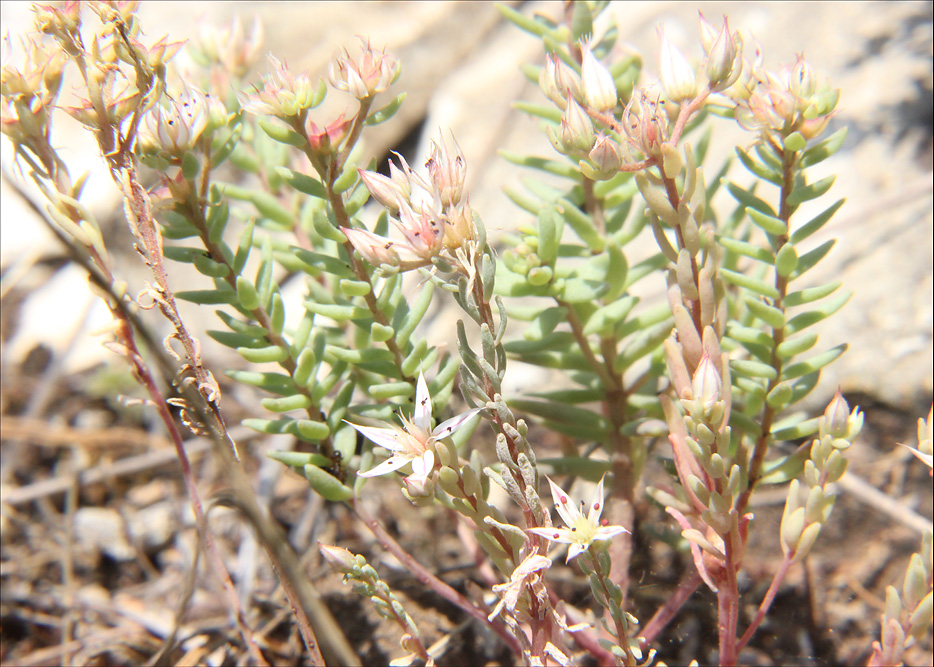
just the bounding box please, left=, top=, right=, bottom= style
left=593, top=525, right=630, bottom=541
left=545, top=477, right=579, bottom=528
left=413, top=373, right=431, bottom=431
left=432, top=407, right=483, bottom=439
left=410, top=449, right=434, bottom=479
left=527, top=527, right=575, bottom=545
left=588, top=475, right=607, bottom=524
left=344, top=421, right=405, bottom=452
left=566, top=542, right=588, bottom=563
left=357, top=455, right=410, bottom=478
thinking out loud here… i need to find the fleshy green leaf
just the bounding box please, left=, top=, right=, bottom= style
left=791, top=198, right=845, bottom=244
left=781, top=344, right=846, bottom=380
left=720, top=269, right=780, bottom=299
left=365, top=92, right=406, bottom=125
left=800, top=127, right=848, bottom=168
left=784, top=290, right=851, bottom=334
left=786, top=175, right=835, bottom=206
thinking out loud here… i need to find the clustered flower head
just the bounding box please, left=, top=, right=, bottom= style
left=734, top=55, right=838, bottom=142
left=1, top=33, right=67, bottom=144
left=528, top=475, right=629, bottom=563
left=621, top=87, right=670, bottom=160
left=328, top=37, right=399, bottom=100
left=345, top=373, right=482, bottom=497
left=344, top=133, right=476, bottom=271
left=243, top=55, right=319, bottom=118
left=63, top=69, right=140, bottom=130
left=140, top=86, right=212, bottom=156
left=190, top=15, right=264, bottom=79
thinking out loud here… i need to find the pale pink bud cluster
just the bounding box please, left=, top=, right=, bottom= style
left=328, top=37, right=399, bottom=100
left=345, top=134, right=476, bottom=270
left=243, top=55, right=318, bottom=118
left=0, top=34, right=67, bottom=143
left=62, top=69, right=140, bottom=129
left=191, top=15, right=264, bottom=79
left=734, top=56, right=838, bottom=142
left=33, top=1, right=82, bottom=50
left=539, top=40, right=617, bottom=113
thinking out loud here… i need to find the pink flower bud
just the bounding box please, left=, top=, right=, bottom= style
left=328, top=37, right=399, bottom=100
left=539, top=53, right=581, bottom=107
left=341, top=227, right=403, bottom=267
left=305, top=114, right=352, bottom=155
left=584, top=133, right=623, bottom=178
left=580, top=43, right=618, bottom=112
left=426, top=134, right=466, bottom=207
left=358, top=168, right=407, bottom=212
left=318, top=543, right=356, bottom=574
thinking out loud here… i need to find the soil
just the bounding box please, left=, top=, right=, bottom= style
left=1, top=338, right=931, bottom=666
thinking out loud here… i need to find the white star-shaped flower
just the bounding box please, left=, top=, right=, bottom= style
left=528, top=475, right=629, bottom=563
left=346, top=373, right=481, bottom=489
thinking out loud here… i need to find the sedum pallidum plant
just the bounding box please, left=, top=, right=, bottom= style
left=2, top=1, right=930, bottom=665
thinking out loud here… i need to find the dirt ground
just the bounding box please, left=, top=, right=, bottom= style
left=0, top=334, right=931, bottom=666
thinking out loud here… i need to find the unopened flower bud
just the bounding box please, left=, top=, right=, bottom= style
left=704, top=18, right=741, bottom=90
left=305, top=114, right=352, bottom=155
left=243, top=55, right=318, bottom=118
left=341, top=227, right=402, bottom=267
left=328, top=37, right=399, bottom=100
left=553, top=95, right=595, bottom=155
left=919, top=407, right=933, bottom=456
left=539, top=53, right=581, bottom=107
left=789, top=56, right=817, bottom=100
left=659, top=29, right=698, bottom=102
left=821, top=389, right=850, bottom=439
left=426, top=134, right=466, bottom=207
left=698, top=12, right=720, bottom=54
left=580, top=42, right=618, bottom=112
left=582, top=133, right=623, bottom=179
left=319, top=543, right=356, bottom=574
left=692, top=353, right=722, bottom=412
left=402, top=472, right=436, bottom=499
left=442, top=200, right=476, bottom=249
left=358, top=168, right=407, bottom=212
